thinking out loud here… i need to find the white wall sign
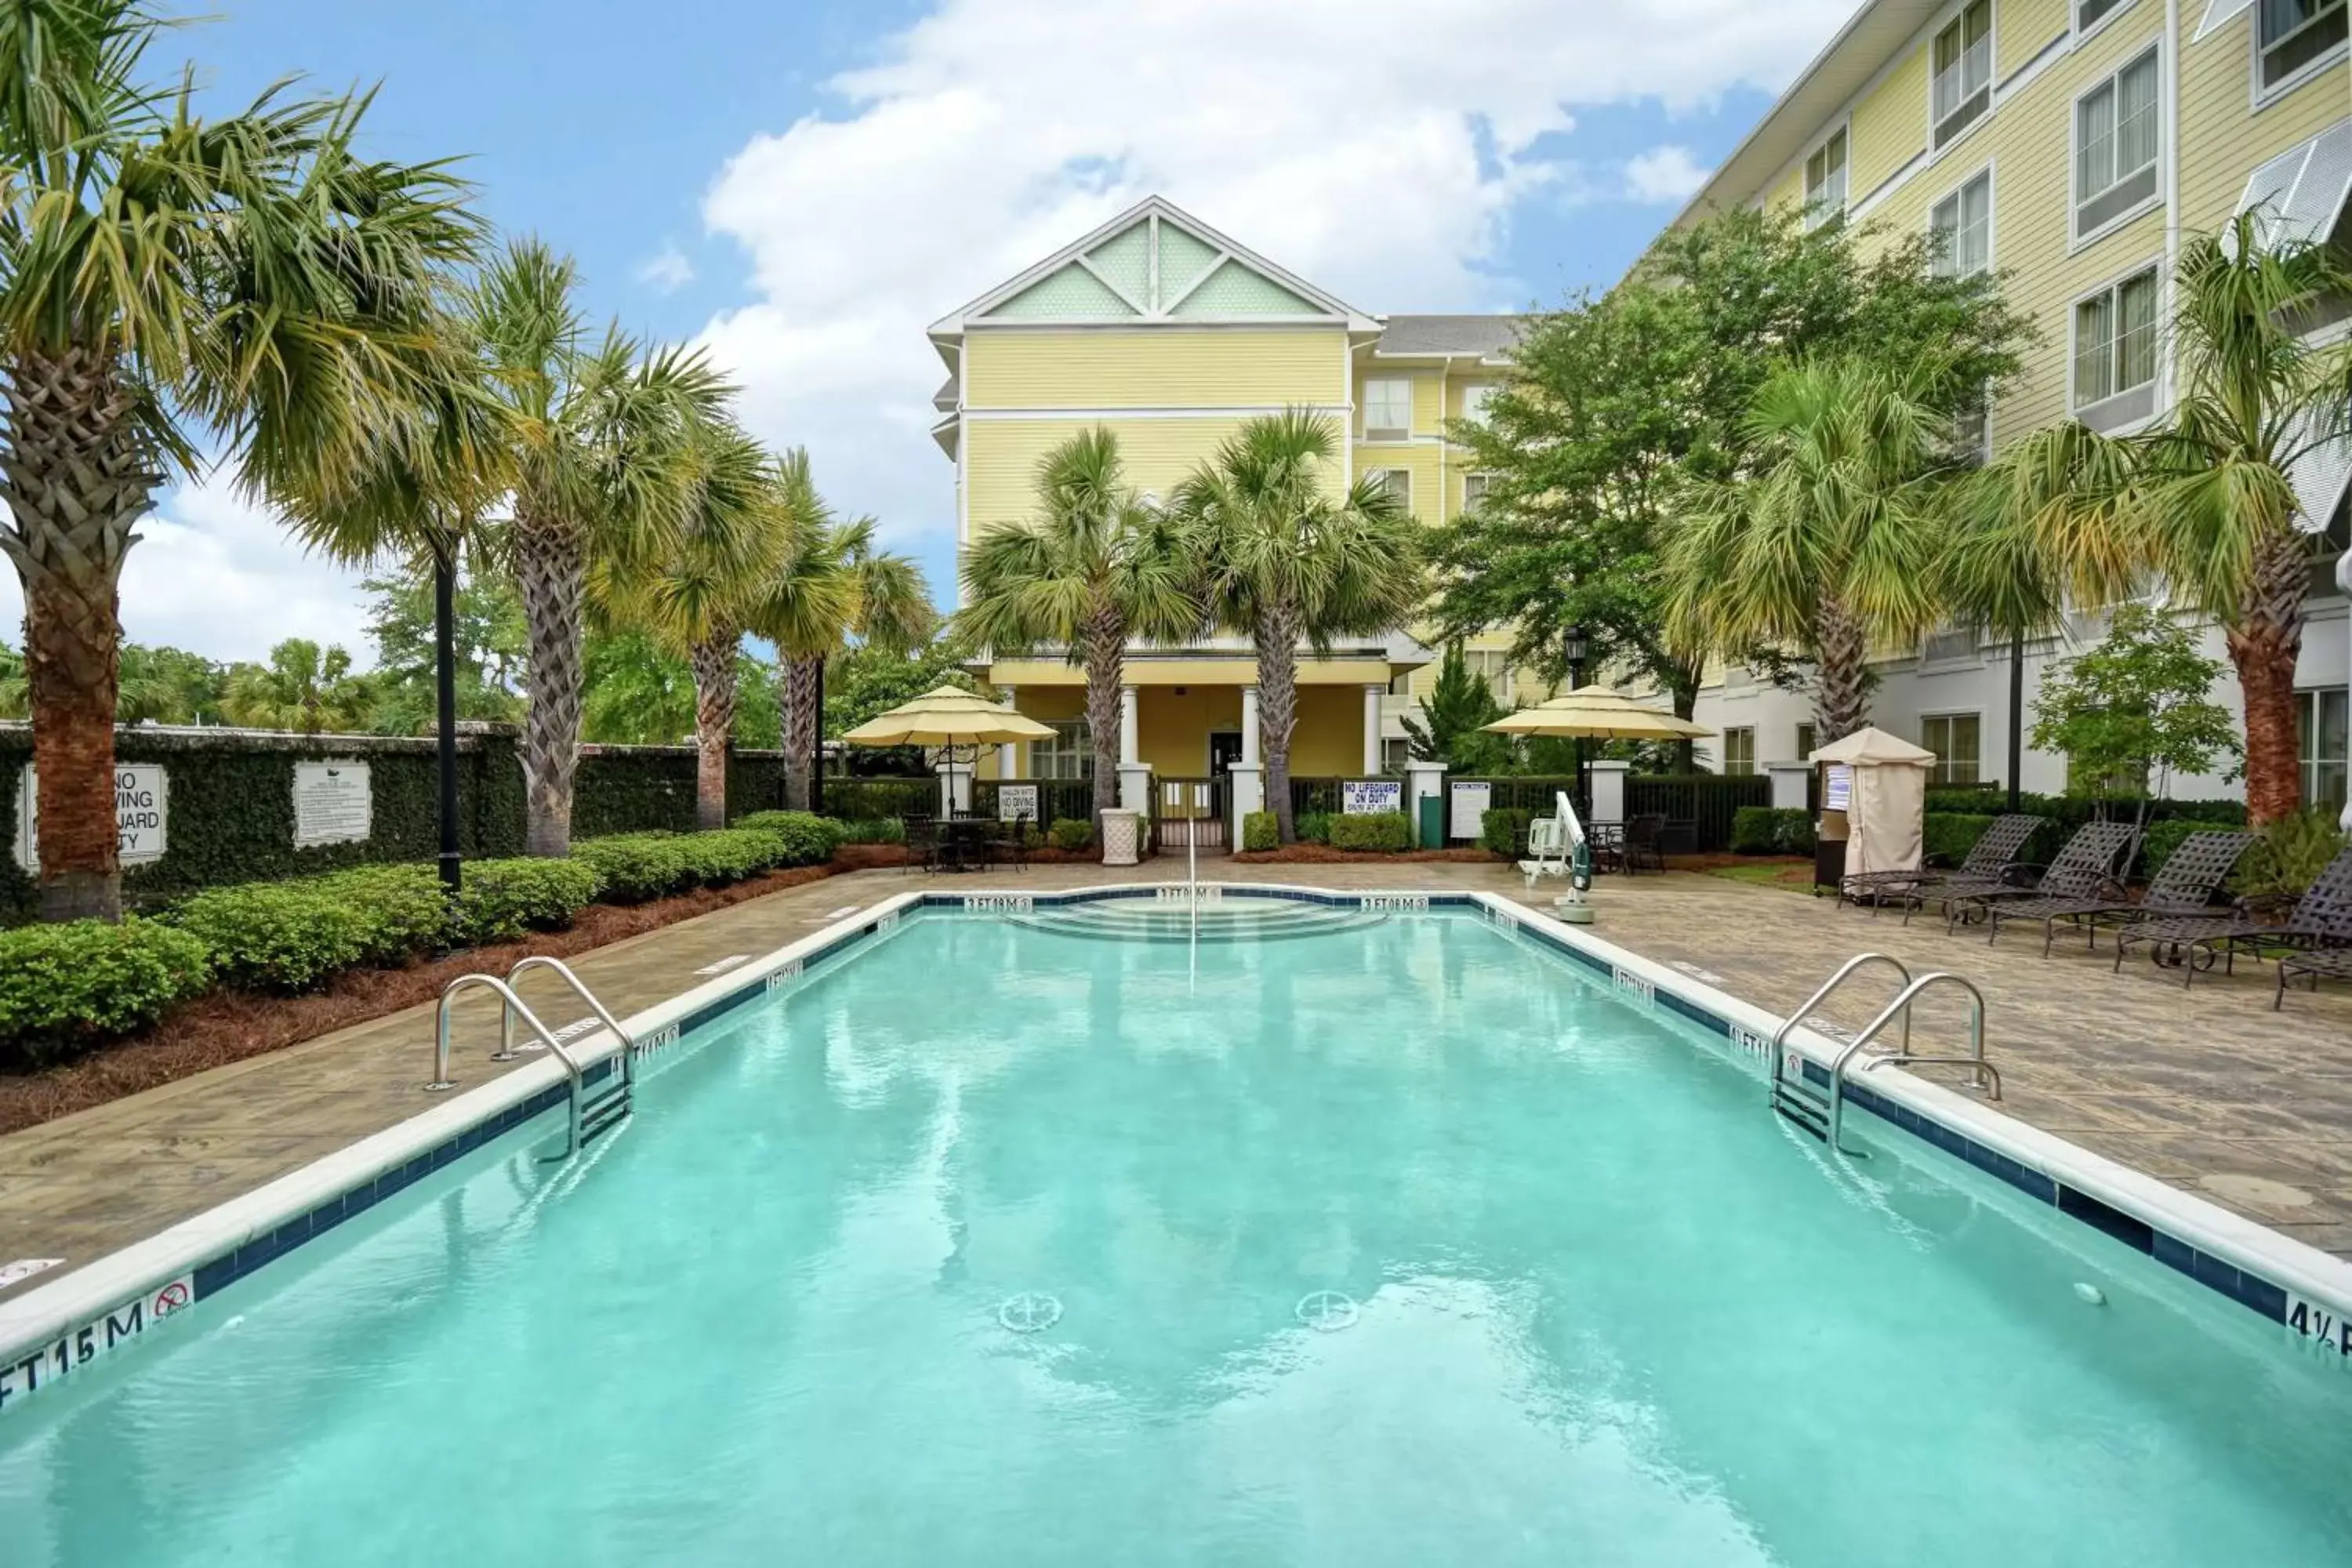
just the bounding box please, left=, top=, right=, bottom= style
left=1449, top=780, right=1493, bottom=840
left=996, top=783, right=1039, bottom=823
left=292, top=760, right=372, bottom=848
left=13, top=764, right=167, bottom=873
left=1342, top=779, right=1403, bottom=815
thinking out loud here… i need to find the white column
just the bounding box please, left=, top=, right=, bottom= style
left=1241, top=685, right=1261, bottom=766
left=1120, top=685, right=1140, bottom=767
left=996, top=686, right=1018, bottom=779
left=1362, top=683, right=1383, bottom=775
left=1588, top=760, right=1632, bottom=826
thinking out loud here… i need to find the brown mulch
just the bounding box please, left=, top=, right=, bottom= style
left=0, top=862, right=846, bottom=1138
left=1232, top=846, right=1501, bottom=864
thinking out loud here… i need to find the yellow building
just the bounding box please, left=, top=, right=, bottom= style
left=1664, top=0, right=2352, bottom=807
left=927, top=197, right=1528, bottom=833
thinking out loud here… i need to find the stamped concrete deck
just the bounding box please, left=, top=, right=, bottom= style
left=3, top=855, right=2349, bottom=1301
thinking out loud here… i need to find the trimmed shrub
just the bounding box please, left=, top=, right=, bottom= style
left=1047, top=817, right=1095, bottom=853
left=834, top=817, right=906, bottom=845
left=167, top=882, right=376, bottom=993
left=2137, top=818, right=2245, bottom=883
left=1242, top=811, right=1279, bottom=852
left=732, top=810, right=845, bottom=866
left=452, top=857, right=604, bottom=946
left=1296, top=811, right=1334, bottom=846
left=309, top=864, right=452, bottom=964
left=1479, top=807, right=1534, bottom=856
left=2231, top=809, right=2351, bottom=902
left=1328, top=811, right=1413, bottom=852
left=1730, top=806, right=1814, bottom=855
left=571, top=833, right=691, bottom=903
left=672, top=828, right=780, bottom=887
left=1922, top=812, right=1994, bottom=867
left=0, top=919, right=213, bottom=1068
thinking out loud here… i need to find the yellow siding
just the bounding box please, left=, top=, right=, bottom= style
left=965, top=416, right=1276, bottom=535
left=1290, top=687, right=1370, bottom=776
left=2178, top=19, right=2348, bottom=234
left=1411, top=373, right=1444, bottom=431
left=1998, top=0, right=2068, bottom=78
left=1766, top=165, right=1806, bottom=216
left=1850, top=47, right=1927, bottom=200
left=963, top=327, right=1346, bottom=409
left=1349, top=443, right=1446, bottom=524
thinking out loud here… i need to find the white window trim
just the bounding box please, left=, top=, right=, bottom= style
left=2250, top=0, right=2350, bottom=111
left=2074, top=0, right=2143, bottom=46
left=2067, top=257, right=2165, bottom=428
left=1920, top=710, right=1987, bottom=784
left=1362, top=378, right=1414, bottom=441
left=1928, top=161, right=1997, bottom=278
left=1369, top=466, right=1412, bottom=514
left=1458, top=383, right=1497, bottom=426
left=2069, top=40, right=2166, bottom=255
left=1918, top=622, right=1987, bottom=669
left=1927, top=0, right=1998, bottom=152
left=1721, top=725, right=1759, bottom=776
left=1461, top=471, right=1492, bottom=510
left=1802, top=118, right=1853, bottom=229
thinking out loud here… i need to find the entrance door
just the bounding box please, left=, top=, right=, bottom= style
left=1208, top=731, right=1245, bottom=777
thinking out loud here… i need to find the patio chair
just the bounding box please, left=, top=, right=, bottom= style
left=994, top=813, right=1032, bottom=873
left=1922, top=820, right=2140, bottom=934
left=902, top=814, right=941, bottom=874
left=1985, top=829, right=2255, bottom=958
left=1621, top=814, right=1668, bottom=873
left=2111, top=847, right=2352, bottom=992
left=1839, top=812, right=2045, bottom=913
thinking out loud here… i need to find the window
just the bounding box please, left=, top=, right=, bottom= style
left=1954, top=403, right=1991, bottom=461
left=1462, top=471, right=1491, bottom=512
left=1933, top=1, right=1994, bottom=148
left=1931, top=170, right=1992, bottom=278
left=1363, top=379, right=1412, bottom=440
left=2259, top=0, right=2348, bottom=94
left=1922, top=622, right=1978, bottom=662
left=2301, top=688, right=2350, bottom=814
left=1388, top=667, right=1416, bottom=698
left=1460, top=384, right=1496, bottom=425
left=2075, top=49, right=2161, bottom=242
left=1370, top=467, right=1411, bottom=514
left=1722, top=727, right=1757, bottom=776
left=1027, top=718, right=1093, bottom=780
left=1921, top=713, right=1983, bottom=785
left=1464, top=648, right=1514, bottom=704
left=1722, top=661, right=1754, bottom=691
left=1796, top=722, right=1818, bottom=760
left=1804, top=127, right=1848, bottom=230
left=1381, top=736, right=1411, bottom=773
left=2078, top=0, right=2131, bottom=27
left=2072, top=266, right=2160, bottom=429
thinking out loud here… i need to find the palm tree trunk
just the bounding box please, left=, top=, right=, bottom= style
left=780, top=655, right=822, bottom=811
left=1812, top=595, right=1871, bottom=744
left=0, top=347, right=159, bottom=922
left=2229, top=528, right=2310, bottom=826
left=690, top=626, right=738, bottom=830
left=1257, top=599, right=1302, bottom=842
left=1081, top=600, right=1126, bottom=831
left=514, top=512, right=586, bottom=857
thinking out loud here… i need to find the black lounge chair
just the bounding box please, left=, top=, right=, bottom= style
left=994, top=812, right=1032, bottom=873
left=1621, top=813, right=1668, bottom=873
left=2114, top=847, right=2352, bottom=991
left=1841, top=813, right=2045, bottom=914
left=1985, top=829, right=2255, bottom=957
left=1926, top=820, right=2140, bottom=934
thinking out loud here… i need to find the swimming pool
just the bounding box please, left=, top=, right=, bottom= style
left=2, top=900, right=2349, bottom=1564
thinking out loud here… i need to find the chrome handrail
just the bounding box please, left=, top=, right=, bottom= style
left=1769, top=953, right=1914, bottom=1078
left=1826, top=971, right=1992, bottom=1155
left=506, top=955, right=637, bottom=1130
left=428, top=975, right=590, bottom=1156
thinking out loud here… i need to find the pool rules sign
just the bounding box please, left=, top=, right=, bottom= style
left=12, top=764, right=168, bottom=872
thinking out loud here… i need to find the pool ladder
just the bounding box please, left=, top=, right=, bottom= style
left=426, top=956, right=637, bottom=1158
left=1768, top=953, right=2001, bottom=1156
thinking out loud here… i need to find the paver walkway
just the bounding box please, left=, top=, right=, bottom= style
left=2, top=855, right=2348, bottom=1301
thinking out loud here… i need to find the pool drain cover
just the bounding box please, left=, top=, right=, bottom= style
left=998, top=1292, right=1062, bottom=1334
left=1296, top=1290, right=1359, bottom=1332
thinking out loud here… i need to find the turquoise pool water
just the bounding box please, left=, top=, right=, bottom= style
left=3, top=909, right=2348, bottom=1565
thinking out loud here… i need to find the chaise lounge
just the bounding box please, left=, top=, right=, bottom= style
left=1839, top=813, right=2045, bottom=914
left=1984, top=829, right=2256, bottom=958
left=2113, top=847, right=2352, bottom=992
left=1925, top=820, right=2140, bottom=934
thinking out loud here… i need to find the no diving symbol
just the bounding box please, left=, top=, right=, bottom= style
left=151, top=1281, right=191, bottom=1317
left=1295, top=1290, right=1359, bottom=1332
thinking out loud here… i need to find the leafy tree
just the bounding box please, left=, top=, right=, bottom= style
left=0, top=639, right=24, bottom=718
left=0, top=1, right=482, bottom=919
left=581, top=626, right=692, bottom=745
left=957, top=426, right=1201, bottom=826
left=2028, top=604, right=2239, bottom=815
left=222, top=641, right=377, bottom=733
left=1993, top=212, right=2352, bottom=822
left=824, top=640, right=975, bottom=738
left=361, top=563, right=525, bottom=734
left=115, top=645, right=225, bottom=725
left=1400, top=643, right=1512, bottom=775
left=1434, top=205, right=2027, bottom=755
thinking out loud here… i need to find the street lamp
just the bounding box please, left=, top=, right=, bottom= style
left=1563, top=623, right=1589, bottom=816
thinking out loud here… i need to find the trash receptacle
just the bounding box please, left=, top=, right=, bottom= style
left=1417, top=793, right=1444, bottom=850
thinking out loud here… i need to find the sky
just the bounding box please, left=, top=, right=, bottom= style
left=0, top=0, right=1863, bottom=666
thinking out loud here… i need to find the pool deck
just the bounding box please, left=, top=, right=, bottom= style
left=3, top=855, right=2350, bottom=1300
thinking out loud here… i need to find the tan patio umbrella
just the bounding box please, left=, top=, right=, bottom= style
left=1481, top=685, right=1713, bottom=742
left=839, top=685, right=1056, bottom=747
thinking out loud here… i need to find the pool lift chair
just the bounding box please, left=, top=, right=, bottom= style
left=1521, top=789, right=1595, bottom=924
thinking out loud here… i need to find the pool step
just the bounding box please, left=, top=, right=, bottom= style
left=1770, top=1073, right=1831, bottom=1142
left=579, top=1081, right=632, bottom=1144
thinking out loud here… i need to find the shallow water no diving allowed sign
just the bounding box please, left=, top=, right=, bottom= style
left=12, top=764, right=167, bottom=872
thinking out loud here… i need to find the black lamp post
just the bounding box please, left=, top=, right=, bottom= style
left=1563, top=623, right=1589, bottom=817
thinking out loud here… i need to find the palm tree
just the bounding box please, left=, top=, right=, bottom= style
left=1174, top=409, right=1425, bottom=844
left=957, top=426, right=1201, bottom=826
left=0, top=2, right=482, bottom=919
left=1662, top=357, right=1957, bottom=744
left=470, top=241, right=731, bottom=856
left=1994, top=213, right=2352, bottom=822
left=222, top=641, right=376, bottom=733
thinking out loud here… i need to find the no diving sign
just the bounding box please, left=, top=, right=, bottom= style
left=13, top=764, right=168, bottom=872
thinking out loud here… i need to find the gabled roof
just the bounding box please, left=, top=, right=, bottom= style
left=1373, top=314, right=1529, bottom=361
left=928, top=196, right=1380, bottom=338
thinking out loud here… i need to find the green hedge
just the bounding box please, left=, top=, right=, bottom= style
left=1730, top=806, right=1815, bottom=855
left=451, top=858, right=603, bottom=946
left=1047, top=818, right=1095, bottom=852
left=2138, top=818, right=2245, bottom=883
left=0, top=919, right=213, bottom=1069
left=1479, top=807, right=1534, bottom=855
left=1328, top=811, right=1413, bottom=852
left=1296, top=811, right=1334, bottom=846
left=1242, top=811, right=1279, bottom=851
left=568, top=813, right=839, bottom=906
left=1922, top=812, right=1995, bottom=868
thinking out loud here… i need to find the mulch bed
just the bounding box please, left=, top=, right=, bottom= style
left=0, top=862, right=848, bottom=1138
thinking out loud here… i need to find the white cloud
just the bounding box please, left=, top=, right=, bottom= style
left=637, top=242, right=696, bottom=293
left=0, top=472, right=376, bottom=666
left=1624, top=144, right=1711, bottom=205
left=692, top=0, right=1847, bottom=597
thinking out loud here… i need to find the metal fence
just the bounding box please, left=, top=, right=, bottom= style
left=972, top=778, right=1095, bottom=826
left=816, top=776, right=937, bottom=821
left=1624, top=774, right=1771, bottom=852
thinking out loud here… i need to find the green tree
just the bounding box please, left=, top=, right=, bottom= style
left=116, top=645, right=225, bottom=725
left=1176, top=409, right=1425, bottom=842
left=1434, top=205, right=2027, bottom=754
left=470, top=240, right=731, bottom=855
left=822, top=640, right=975, bottom=738
left=1399, top=643, right=1511, bottom=775
left=581, top=626, right=692, bottom=745
left=1664, top=356, right=1959, bottom=742
left=221, top=640, right=377, bottom=733
left=0, top=1, right=482, bottom=918
left=957, top=426, right=1201, bottom=826
left=0, top=639, right=24, bottom=718
left=2029, top=604, right=2240, bottom=815
left=1994, top=212, right=2352, bottom=823
left=361, top=564, right=524, bottom=734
